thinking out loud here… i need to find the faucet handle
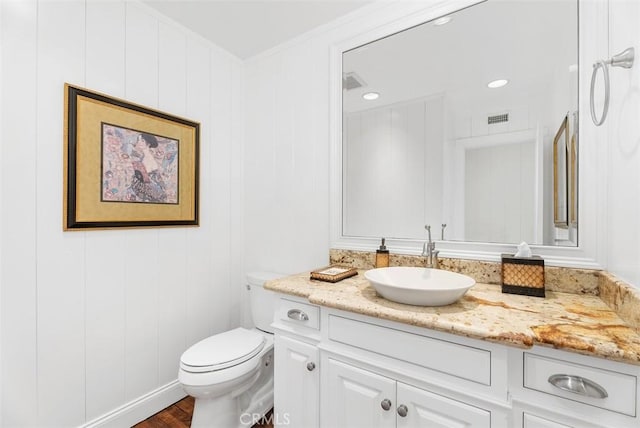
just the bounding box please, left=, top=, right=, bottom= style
left=424, top=224, right=432, bottom=242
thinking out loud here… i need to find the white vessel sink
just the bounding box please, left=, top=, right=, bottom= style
left=364, top=267, right=476, bottom=306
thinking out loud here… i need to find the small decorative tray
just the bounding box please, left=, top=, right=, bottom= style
left=310, top=265, right=358, bottom=283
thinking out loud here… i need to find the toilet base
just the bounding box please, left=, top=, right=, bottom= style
left=191, top=393, right=238, bottom=428
left=189, top=378, right=274, bottom=428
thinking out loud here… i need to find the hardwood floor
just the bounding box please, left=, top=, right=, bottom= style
left=133, top=396, right=274, bottom=428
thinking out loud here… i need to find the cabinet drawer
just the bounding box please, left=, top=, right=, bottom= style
left=328, top=315, right=491, bottom=385
left=523, top=352, right=637, bottom=416
left=276, top=298, right=320, bottom=330
left=523, top=413, right=572, bottom=428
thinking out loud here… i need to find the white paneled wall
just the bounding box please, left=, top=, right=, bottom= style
left=0, top=1, right=243, bottom=426
left=343, top=96, right=444, bottom=239
left=243, top=37, right=331, bottom=275
left=607, top=0, right=640, bottom=288
left=464, top=141, right=536, bottom=244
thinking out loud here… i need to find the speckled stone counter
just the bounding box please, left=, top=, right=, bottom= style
left=264, top=270, right=640, bottom=366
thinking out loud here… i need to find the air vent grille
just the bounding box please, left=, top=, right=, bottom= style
left=343, top=72, right=366, bottom=90
left=488, top=113, right=509, bottom=124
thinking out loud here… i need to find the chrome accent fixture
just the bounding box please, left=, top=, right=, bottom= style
left=381, top=399, right=392, bottom=411
left=397, top=404, right=408, bottom=417
left=287, top=308, right=309, bottom=321
left=590, top=47, right=635, bottom=126
left=548, top=374, right=608, bottom=399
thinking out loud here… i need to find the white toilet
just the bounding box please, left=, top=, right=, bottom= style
left=178, top=272, right=282, bottom=428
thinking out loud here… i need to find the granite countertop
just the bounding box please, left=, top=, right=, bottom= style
left=264, top=271, right=640, bottom=365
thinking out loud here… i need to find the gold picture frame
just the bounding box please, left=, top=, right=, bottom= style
left=569, top=112, right=578, bottom=226
left=63, top=84, right=199, bottom=230
left=553, top=114, right=569, bottom=228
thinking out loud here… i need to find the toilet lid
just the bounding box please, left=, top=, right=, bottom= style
left=180, top=328, right=266, bottom=373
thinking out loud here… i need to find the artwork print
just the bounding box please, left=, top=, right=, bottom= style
left=102, top=124, right=179, bottom=204
left=64, top=83, right=199, bottom=230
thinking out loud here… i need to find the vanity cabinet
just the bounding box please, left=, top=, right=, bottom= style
left=320, top=308, right=510, bottom=427
left=324, top=357, right=490, bottom=427
left=270, top=294, right=640, bottom=428
left=273, top=334, right=319, bottom=427
left=271, top=296, right=321, bottom=427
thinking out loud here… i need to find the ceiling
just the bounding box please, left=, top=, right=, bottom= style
left=343, top=0, right=577, bottom=114
left=143, top=0, right=372, bottom=59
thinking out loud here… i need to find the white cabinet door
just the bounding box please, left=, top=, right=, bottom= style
left=523, top=413, right=573, bottom=428
left=396, top=382, right=491, bottom=428
left=325, top=358, right=396, bottom=428
left=273, top=334, right=319, bottom=427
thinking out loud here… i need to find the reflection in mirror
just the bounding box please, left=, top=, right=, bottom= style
left=554, top=115, right=569, bottom=229
left=342, top=0, right=578, bottom=246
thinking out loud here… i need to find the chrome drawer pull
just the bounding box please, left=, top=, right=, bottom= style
left=287, top=309, right=309, bottom=322
left=306, top=362, right=316, bottom=372
left=548, top=374, right=608, bottom=399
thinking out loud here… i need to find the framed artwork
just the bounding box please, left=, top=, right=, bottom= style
left=63, top=84, right=199, bottom=230
left=569, top=111, right=578, bottom=226
left=553, top=114, right=569, bottom=229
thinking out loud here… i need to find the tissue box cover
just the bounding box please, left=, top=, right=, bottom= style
left=501, top=254, right=545, bottom=297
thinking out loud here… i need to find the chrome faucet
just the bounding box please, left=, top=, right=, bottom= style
left=422, top=225, right=440, bottom=269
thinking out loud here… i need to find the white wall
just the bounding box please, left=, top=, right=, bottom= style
left=343, top=96, right=443, bottom=239
left=242, top=33, right=332, bottom=275
left=606, top=0, right=640, bottom=288
left=464, top=141, right=536, bottom=244
left=0, top=1, right=243, bottom=426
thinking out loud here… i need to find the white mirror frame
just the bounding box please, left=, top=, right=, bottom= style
left=329, top=0, right=608, bottom=269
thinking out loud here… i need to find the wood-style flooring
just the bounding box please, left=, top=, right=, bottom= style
left=133, top=396, right=274, bottom=428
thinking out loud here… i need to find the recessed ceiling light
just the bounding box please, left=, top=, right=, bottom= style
left=433, top=16, right=452, bottom=26
left=487, top=79, right=509, bottom=89
left=362, top=92, right=380, bottom=100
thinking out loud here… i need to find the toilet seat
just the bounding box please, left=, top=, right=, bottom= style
left=180, top=328, right=266, bottom=373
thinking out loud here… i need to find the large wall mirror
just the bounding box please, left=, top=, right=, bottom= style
left=340, top=0, right=579, bottom=250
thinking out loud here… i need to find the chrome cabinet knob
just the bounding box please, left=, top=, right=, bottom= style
left=397, top=404, right=408, bottom=417
left=380, top=398, right=392, bottom=411
left=306, top=362, right=316, bottom=372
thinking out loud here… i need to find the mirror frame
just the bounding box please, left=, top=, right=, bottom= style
left=329, top=0, right=607, bottom=268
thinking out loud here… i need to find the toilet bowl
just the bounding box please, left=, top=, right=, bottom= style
left=178, top=272, right=282, bottom=428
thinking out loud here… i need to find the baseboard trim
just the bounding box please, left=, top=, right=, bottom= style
left=81, top=380, right=187, bottom=428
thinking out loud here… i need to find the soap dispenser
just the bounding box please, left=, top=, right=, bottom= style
left=375, top=238, right=390, bottom=268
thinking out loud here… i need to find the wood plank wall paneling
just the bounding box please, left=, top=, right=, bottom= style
left=607, top=0, right=640, bottom=287
left=343, top=98, right=442, bottom=239
left=36, top=1, right=87, bottom=425
left=1, top=1, right=243, bottom=426
left=1, top=1, right=38, bottom=426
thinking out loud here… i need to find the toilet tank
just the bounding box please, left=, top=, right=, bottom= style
left=246, top=271, right=284, bottom=333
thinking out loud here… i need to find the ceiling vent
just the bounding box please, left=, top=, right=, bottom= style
left=488, top=113, right=509, bottom=124
left=343, top=72, right=366, bottom=90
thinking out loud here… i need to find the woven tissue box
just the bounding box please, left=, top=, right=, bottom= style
left=501, top=254, right=545, bottom=297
